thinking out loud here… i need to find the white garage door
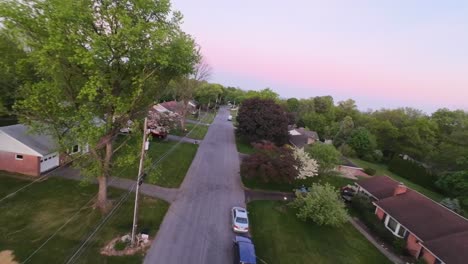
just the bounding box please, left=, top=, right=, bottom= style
left=40, top=152, right=59, bottom=173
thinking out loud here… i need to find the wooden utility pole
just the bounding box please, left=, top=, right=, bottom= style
left=131, top=117, right=149, bottom=246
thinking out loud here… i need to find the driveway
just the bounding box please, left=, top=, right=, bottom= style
left=144, top=107, right=245, bottom=264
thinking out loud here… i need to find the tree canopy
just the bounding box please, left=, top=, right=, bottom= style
left=0, top=0, right=199, bottom=211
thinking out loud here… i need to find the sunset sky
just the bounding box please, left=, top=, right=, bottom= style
left=171, top=0, right=468, bottom=113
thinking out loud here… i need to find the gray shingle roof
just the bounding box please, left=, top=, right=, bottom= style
left=0, top=124, right=57, bottom=155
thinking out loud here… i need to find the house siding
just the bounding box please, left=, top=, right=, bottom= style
left=421, top=249, right=437, bottom=264
left=406, top=233, right=422, bottom=258
left=0, top=151, right=40, bottom=176
left=376, top=207, right=385, bottom=220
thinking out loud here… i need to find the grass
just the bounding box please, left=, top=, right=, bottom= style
left=187, top=110, right=216, bottom=124
left=170, top=123, right=208, bottom=140
left=242, top=173, right=355, bottom=192
left=113, top=137, right=198, bottom=188
left=349, top=158, right=444, bottom=202
left=235, top=136, right=255, bottom=154
left=0, top=172, right=169, bottom=264
left=248, top=201, right=392, bottom=264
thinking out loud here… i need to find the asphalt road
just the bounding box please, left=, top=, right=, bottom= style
left=144, top=107, right=245, bottom=264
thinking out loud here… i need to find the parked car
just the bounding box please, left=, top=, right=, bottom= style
left=231, top=207, right=249, bottom=233
left=341, top=185, right=357, bottom=202
left=228, top=115, right=233, bottom=121
left=233, top=235, right=257, bottom=264
left=293, top=185, right=310, bottom=195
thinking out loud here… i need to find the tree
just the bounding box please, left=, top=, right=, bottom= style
left=195, top=83, right=224, bottom=108
left=1, top=0, right=199, bottom=211
left=347, top=127, right=377, bottom=158
left=241, top=141, right=300, bottom=183
left=236, top=98, right=289, bottom=145
left=167, top=59, right=211, bottom=129
left=293, top=148, right=319, bottom=179
left=291, top=183, right=348, bottom=227
left=307, top=143, right=341, bottom=174
left=333, top=116, right=355, bottom=147
left=436, top=171, right=468, bottom=199
left=286, top=98, right=300, bottom=112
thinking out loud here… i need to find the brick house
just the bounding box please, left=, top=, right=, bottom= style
left=356, top=176, right=468, bottom=264
left=0, top=124, right=86, bottom=176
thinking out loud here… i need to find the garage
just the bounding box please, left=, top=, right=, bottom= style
left=40, top=152, right=60, bottom=173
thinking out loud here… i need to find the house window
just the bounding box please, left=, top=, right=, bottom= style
left=387, top=217, right=398, bottom=232
left=71, top=145, right=80, bottom=154
left=16, top=154, right=24, bottom=160
left=384, top=215, right=406, bottom=238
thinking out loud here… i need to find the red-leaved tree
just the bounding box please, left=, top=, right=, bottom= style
left=241, top=141, right=299, bottom=183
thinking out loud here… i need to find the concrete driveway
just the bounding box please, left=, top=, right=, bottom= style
left=144, top=107, right=245, bottom=264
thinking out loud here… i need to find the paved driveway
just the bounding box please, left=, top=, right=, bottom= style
left=144, top=107, right=245, bottom=264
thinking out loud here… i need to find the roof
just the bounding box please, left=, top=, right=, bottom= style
left=356, top=176, right=400, bottom=199
left=235, top=236, right=257, bottom=264
left=423, top=231, right=468, bottom=264
left=160, top=101, right=179, bottom=112
left=295, top=128, right=319, bottom=140
left=289, top=134, right=308, bottom=148
left=0, top=124, right=56, bottom=156
left=375, top=190, right=468, bottom=242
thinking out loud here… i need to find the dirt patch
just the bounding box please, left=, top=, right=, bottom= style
left=0, top=250, right=19, bottom=264
left=101, top=235, right=152, bottom=256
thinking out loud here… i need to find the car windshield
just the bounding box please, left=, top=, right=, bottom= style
left=236, top=217, right=248, bottom=224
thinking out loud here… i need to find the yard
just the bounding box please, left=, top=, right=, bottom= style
left=170, top=122, right=208, bottom=140
left=242, top=173, right=355, bottom=192
left=236, top=136, right=255, bottom=154
left=0, top=172, right=168, bottom=264
left=248, top=201, right=392, bottom=264
left=113, top=137, right=198, bottom=188
left=187, top=110, right=217, bottom=124
left=349, top=158, right=444, bottom=202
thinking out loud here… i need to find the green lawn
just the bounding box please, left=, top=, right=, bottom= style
left=242, top=174, right=355, bottom=192
left=236, top=136, right=255, bottom=154
left=0, top=172, right=168, bottom=264
left=113, top=138, right=198, bottom=188
left=248, top=201, right=392, bottom=264
left=349, top=158, right=444, bottom=202
left=170, top=123, right=208, bottom=140
left=187, top=111, right=216, bottom=124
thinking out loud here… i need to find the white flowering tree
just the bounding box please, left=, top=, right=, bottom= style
left=294, top=147, right=319, bottom=179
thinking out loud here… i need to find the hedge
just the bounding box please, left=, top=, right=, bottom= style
left=388, top=156, right=439, bottom=191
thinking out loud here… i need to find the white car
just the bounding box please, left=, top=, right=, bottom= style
left=231, top=207, right=249, bottom=233
left=228, top=115, right=233, bottom=121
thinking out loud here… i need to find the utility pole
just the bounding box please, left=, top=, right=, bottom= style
left=131, top=117, right=149, bottom=246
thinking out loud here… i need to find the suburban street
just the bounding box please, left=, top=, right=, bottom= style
left=144, top=107, right=245, bottom=264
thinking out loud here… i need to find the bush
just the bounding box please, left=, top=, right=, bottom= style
left=307, top=143, right=341, bottom=174
left=392, top=238, right=407, bottom=255
left=290, top=183, right=348, bottom=227
left=389, top=156, right=439, bottom=191
left=436, top=171, right=468, bottom=198
left=364, top=167, right=376, bottom=176
left=338, top=143, right=356, bottom=157
left=114, top=239, right=129, bottom=251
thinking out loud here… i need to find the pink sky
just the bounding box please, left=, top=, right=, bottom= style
left=172, top=0, right=468, bottom=112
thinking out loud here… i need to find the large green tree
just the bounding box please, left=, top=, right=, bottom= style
left=307, top=143, right=341, bottom=174
left=0, top=0, right=199, bottom=211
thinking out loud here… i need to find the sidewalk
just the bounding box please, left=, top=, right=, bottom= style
left=349, top=217, right=405, bottom=264
left=50, top=166, right=179, bottom=203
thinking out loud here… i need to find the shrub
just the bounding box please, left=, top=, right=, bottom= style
left=307, top=143, right=341, bottom=174
left=290, top=183, right=348, bottom=227
left=392, top=238, right=407, bottom=255
left=389, top=156, right=438, bottom=191
left=241, top=141, right=300, bottom=183
left=338, top=143, right=356, bottom=157
left=364, top=167, right=376, bottom=176
left=436, top=170, right=468, bottom=198
left=114, top=239, right=129, bottom=251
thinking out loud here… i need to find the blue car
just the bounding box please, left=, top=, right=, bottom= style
left=233, top=236, right=257, bottom=264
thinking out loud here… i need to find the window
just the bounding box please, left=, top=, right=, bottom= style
left=387, top=217, right=398, bottom=232
left=398, top=226, right=407, bottom=237
left=71, top=145, right=80, bottom=154
left=16, top=154, right=23, bottom=160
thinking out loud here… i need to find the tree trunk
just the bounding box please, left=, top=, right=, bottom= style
left=180, top=100, right=189, bottom=130
left=96, top=139, right=113, bottom=213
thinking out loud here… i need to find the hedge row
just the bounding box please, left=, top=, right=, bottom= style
left=388, top=156, right=439, bottom=191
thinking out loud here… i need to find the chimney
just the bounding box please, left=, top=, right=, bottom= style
left=393, top=183, right=407, bottom=196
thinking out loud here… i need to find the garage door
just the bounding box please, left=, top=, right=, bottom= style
left=40, top=152, right=59, bottom=173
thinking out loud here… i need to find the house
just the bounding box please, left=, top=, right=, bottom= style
left=0, top=124, right=86, bottom=176
left=288, top=127, right=319, bottom=148
left=356, top=176, right=468, bottom=264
